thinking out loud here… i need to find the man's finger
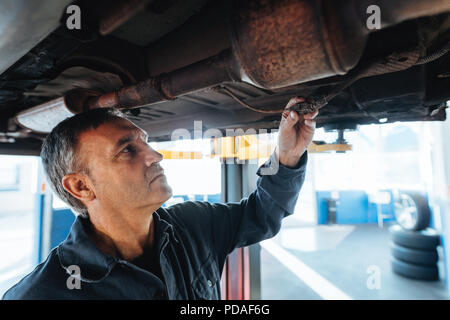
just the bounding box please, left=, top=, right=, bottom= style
left=285, top=96, right=305, bottom=109
left=304, top=119, right=316, bottom=128
left=303, top=110, right=319, bottom=120
left=281, top=97, right=306, bottom=127
left=281, top=109, right=301, bottom=129
left=289, top=110, right=300, bottom=122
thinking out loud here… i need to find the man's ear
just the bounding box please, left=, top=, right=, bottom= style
left=62, top=173, right=95, bottom=203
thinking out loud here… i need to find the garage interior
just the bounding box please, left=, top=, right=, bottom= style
left=1, top=116, right=450, bottom=299
left=0, top=0, right=450, bottom=300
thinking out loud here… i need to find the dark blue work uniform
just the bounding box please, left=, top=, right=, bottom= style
left=3, top=152, right=307, bottom=300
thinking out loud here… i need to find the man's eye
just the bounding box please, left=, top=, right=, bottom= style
left=122, top=145, right=136, bottom=154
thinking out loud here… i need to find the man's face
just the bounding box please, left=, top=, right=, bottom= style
left=76, top=118, right=172, bottom=213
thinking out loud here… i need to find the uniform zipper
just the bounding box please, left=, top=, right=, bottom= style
left=159, top=232, right=170, bottom=299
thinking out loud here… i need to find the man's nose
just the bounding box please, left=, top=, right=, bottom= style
left=144, top=147, right=163, bottom=167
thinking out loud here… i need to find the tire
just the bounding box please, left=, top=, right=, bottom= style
left=394, top=191, right=430, bottom=231
left=390, top=242, right=438, bottom=266
left=389, top=225, right=440, bottom=250
left=391, top=257, right=439, bottom=281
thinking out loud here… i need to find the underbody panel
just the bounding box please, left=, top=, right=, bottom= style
left=0, top=0, right=449, bottom=154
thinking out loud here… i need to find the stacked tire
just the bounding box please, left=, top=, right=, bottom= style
left=389, top=191, right=441, bottom=281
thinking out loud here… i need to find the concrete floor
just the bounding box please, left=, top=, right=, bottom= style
left=261, top=220, right=448, bottom=300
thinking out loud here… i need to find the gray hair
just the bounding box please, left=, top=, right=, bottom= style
left=40, top=108, right=128, bottom=218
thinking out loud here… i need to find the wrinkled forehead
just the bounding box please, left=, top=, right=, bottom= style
left=76, top=118, right=146, bottom=162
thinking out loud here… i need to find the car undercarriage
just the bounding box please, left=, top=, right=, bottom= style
left=0, top=0, right=449, bottom=155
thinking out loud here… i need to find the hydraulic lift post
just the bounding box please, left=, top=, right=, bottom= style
left=220, top=155, right=261, bottom=300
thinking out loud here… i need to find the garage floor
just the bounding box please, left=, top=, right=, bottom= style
left=261, top=220, right=448, bottom=300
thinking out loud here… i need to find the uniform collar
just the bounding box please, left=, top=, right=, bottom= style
left=58, top=207, right=177, bottom=282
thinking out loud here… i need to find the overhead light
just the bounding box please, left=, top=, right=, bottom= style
left=379, top=118, right=388, bottom=123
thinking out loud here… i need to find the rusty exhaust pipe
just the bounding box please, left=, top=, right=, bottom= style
left=15, top=0, right=450, bottom=133
left=90, top=0, right=450, bottom=102
left=14, top=50, right=241, bottom=132
left=86, top=49, right=241, bottom=110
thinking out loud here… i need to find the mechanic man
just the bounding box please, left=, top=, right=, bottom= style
left=3, top=97, right=317, bottom=299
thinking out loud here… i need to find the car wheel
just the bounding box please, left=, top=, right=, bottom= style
left=391, top=257, right=439, bottom=281
left=394, top=191, right=430, bottom=231
left=389, top=225, right=440, bottom=250
left=390, top=242, right=438, bottom=266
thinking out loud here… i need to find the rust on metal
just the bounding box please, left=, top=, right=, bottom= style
left=159, top=79, right=178, bottom=100
left=88, top=92, right=119, bottom=109
left=80, top=49, right=239, bottom=110
left=228, top=0, right=450, bottom=90
left=86, top=78, right=169, bottom=110
left=27, top=0, right=450, bottom=114
left=229, top=0, right=368, bottom=89
left=361, top=48, right=421, bottom=78
left=72, top=0, right=450, bottom=110
left=65, top=89, right=104, bottom=113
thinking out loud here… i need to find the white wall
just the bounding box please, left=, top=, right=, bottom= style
left=427, top=108, right=450, bottom=296
left=0, top=156, right=39, bottom=215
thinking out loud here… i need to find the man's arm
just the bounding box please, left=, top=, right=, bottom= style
left=202, top=150, right=307, bottom=263
left=203, top=97, right=317, bottom=265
